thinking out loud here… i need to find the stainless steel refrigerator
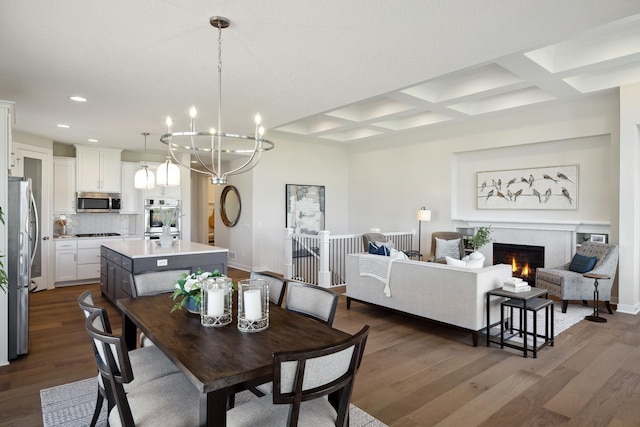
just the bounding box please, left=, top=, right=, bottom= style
left=7, top=176, right=37, bottom=359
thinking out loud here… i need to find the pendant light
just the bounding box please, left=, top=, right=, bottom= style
left=156, top=117, right=181, bottom=187
left=134, top=132, right=156, bottom=190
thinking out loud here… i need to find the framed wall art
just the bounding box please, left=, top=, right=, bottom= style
left=285, top=184, right=325, bottom=234
left=477, top=165, right=578, bottom=210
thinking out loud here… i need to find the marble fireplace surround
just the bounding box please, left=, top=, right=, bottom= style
left=453, top=219, right=611, bottom=270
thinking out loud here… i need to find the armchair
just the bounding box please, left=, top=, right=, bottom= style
left=361, top=232, right=387, bottom=252
left=428, top=231, right=465, bottom=263
left=535, top=242, right=619, bottom=313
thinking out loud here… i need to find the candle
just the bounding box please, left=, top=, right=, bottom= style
left=207, top=289, right=224, bottom=317
left=244, top=289, right=262, bottom=321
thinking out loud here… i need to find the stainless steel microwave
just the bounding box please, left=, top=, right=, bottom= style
left=76, top=192, right=121, bottom=213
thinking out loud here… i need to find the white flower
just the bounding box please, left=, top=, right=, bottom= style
left=183, top=277, right=201, bottom=292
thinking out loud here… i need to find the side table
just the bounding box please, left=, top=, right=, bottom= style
left=403, top=250, right=423, bottom=261
left=500, top=297, right=554, bottom=358
left=583, top=272, right=611, bottom=323
left=486, top=287, right=549, bottom=358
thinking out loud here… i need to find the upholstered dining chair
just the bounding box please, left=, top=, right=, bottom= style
left=428, top=231, right=465, bottom=263
left=535, top=242, right=619, bottom=313
left=84, top=309, right=200, bottom=427
left=77, top=291, right=180, bottom=426
left=285, top=280, right=340, bottom=327
left=250, top=280, right=340, bottom=398
left=250, top=270, right=287, bottom=306
left=227, top=325, right=370, bottom=427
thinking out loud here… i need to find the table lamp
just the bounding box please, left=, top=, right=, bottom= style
left=417, top=206, right=432, bottom=256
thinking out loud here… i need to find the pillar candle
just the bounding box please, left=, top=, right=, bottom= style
left=207, top=289, right=224, bottom=316
left=244, top=289, right=262, bottom=321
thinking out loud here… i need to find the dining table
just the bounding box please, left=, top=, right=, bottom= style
left=116, top=293, right=350, bottom=427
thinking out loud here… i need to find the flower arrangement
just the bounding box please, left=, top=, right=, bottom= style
left=467, top=225, right=493, bottom=251
left=171, top=269, right=222, bottom=313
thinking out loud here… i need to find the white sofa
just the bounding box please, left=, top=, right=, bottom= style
left=345, top=254, right=512, bottom=346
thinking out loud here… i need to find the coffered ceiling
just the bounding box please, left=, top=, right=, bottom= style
left=1, top=1, right=640, bottom=154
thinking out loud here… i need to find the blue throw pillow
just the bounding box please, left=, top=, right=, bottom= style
left=569, top=253, right=597, bottom=273
left=368, top=241, right=390, bottom=256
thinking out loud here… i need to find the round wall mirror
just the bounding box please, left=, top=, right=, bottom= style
left=220, top=185, right=241, bottom=227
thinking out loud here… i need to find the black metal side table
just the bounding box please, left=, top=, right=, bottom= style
left=486, top=287, right=549, bottom=357
left=583, top=272, right=610, bottom=323
left=403, top=250, right=423, bottom=261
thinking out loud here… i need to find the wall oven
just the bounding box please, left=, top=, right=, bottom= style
left=144, top=198, right=181, bottom=239
left=77, top=192, right=121, bottom=213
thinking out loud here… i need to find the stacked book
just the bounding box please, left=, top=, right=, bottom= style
left=502, top=277, right=531, bottom=293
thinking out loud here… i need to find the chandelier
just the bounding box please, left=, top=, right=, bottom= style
left=159, top=16, right=274, bottom=185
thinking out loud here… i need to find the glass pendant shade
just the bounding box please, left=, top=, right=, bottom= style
left=156, top=159, right=181, bottom=186
left=134, top=166, right=155, bottom=190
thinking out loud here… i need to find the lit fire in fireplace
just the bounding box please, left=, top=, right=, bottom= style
left=511, top=257, right=531, bottom=278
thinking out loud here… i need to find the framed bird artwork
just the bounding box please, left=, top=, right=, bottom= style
left=476, top=164, right=578, bottom=210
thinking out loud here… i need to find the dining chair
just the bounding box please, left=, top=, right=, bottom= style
left=250, top=270, right=287, bottom=306
left=285, top=280, right=339, bottom=326
left=77, top=290, right=180, bottom=426
left=84, top=309, right=200, bottom=427
left=227, top=325, right=370, bottom=427
left=249, top=281, right=340, bottom=398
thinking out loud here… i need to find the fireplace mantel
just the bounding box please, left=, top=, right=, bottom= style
left=453, top=218, right=610, bottom=234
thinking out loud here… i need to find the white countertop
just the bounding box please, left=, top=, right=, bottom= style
left=101, top=239, right=228, bottom=259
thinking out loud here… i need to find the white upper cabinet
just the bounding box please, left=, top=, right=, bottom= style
left=53, top=156, right=76, bottom=214
left=75, top=146, right=122, bottom=193
left=120, top=161, right=142, bottom=214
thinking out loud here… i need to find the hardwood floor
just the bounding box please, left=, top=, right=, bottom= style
left=2, top=268, right=640, bottom=426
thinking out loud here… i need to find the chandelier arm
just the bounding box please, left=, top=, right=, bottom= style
left=224, top=148, right=263, bottom=179
left=220, top=137, right=260, bottom=178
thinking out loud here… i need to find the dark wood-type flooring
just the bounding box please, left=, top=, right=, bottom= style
left=1, top=267, right=640, bottom=426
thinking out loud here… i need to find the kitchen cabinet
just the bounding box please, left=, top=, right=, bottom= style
left=55, top=240, right=77, bottom=282
left=75, top=146, right=122, bottom=193
left=76, top=239, right=103, bottom=280
left=120, top=161, right=142, bottom=214
left=145, top=161, right=181, bottom=199
left=53, top=156, right=76, bottom=214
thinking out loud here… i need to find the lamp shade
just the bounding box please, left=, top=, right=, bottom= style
left=417, top=208, right=432, bottom=222
left=156, top=159, right=181, bottom=186
left=134, top=166, right=155, bottom=190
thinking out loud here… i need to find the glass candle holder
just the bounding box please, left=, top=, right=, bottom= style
left=200, top=276, right=232, bottom=327
left=237, top=278, right=269, bottom=332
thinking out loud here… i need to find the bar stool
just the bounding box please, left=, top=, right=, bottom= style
left=500, top=297, right=554, bottom=358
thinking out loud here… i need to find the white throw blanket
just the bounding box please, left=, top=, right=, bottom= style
left=359, top=251, right=405, bottom=297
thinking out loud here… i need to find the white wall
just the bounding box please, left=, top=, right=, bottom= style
left=346, top=92, right=620, bottom=258
left=216, top=135, right=349, bottom=275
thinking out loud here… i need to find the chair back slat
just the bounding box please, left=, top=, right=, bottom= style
left=285, top=280, right=339, bottom=326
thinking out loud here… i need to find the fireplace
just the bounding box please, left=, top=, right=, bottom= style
left=493, top=243, right=545, bottom=283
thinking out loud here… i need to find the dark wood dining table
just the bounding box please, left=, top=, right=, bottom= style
left=116, top=293, right=350, bottom=427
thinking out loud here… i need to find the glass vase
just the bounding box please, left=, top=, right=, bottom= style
left=237, top=279, right=269, bottom=332
left=200, top=277, right=232, bottom=327
left=159, top=225, right=173, bottom=247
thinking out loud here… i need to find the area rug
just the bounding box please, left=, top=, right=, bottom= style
left=489, top=302, right=595, bottom=347
left=40, top=377, right=388, bottom=427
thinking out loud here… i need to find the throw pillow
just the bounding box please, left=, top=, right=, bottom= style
left=435, top=237, right=461, bottom=260
left=569, top=253, right=597, bottom=273
left=466, top=258, right=484, bottom=269
left=368, top=241, right=390, bottom=256
left=445, top=256, right=467, bottom=268
left=375, top=240, right=396, bottom=250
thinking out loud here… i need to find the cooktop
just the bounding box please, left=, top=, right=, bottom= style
left=75, top=233, right=121, bottom=238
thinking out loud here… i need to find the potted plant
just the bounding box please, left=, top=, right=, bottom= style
left=467, top=225, right=493, bottom=252
left=171, top=269, right=223, bottom=313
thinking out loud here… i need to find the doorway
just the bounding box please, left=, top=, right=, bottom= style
left=10, top=142, right=53, bottom=291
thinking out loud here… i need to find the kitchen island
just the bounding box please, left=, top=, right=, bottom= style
left=100, top=240, right=228, bottom=303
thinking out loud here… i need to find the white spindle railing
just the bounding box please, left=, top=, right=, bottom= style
left=284, top=228, right=415, bottom=288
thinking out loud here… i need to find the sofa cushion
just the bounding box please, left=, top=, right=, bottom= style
left=569, top=253, right=597, bottom=273
left=435, top=237, right=461, bottom=260
left=446, top=255, right=484, bottom=269
left=445, top=256, right=467, bottom=268
left=368, top=241, right=390, bottom=256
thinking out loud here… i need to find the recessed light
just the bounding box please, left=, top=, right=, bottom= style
left=57, top=124, right=70, bottom=128
left=88, top=139, right=99, bottom=143
left=70, top=96, right=87, bottom=102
